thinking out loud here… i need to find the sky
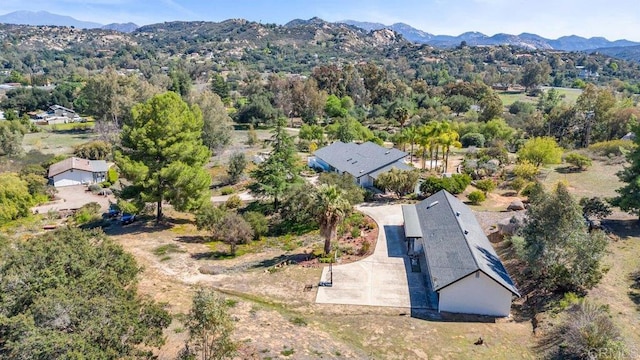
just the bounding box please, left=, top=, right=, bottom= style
left=0, top=0, right=639, bottom=41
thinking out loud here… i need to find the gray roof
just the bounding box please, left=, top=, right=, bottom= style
left=48, top=157, right=108, bottom=177
left=369, top=162, right=413, bottom=180
left=313, top=141, right=408, bottom=177
left=411, top=190, right=519, bottom=296
left=402, top=205, right=423, bottom=238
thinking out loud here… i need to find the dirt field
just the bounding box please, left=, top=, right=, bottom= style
left=106, top=204, right=535, bottom=360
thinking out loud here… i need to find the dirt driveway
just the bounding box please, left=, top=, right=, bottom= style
left=315, top=203, right=430, bottom=309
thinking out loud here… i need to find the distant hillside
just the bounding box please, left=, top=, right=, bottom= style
left=0, top=10, right=138, bottom=32
left=0, top=10, right=102, bottom=29
left=102, top=22, right=139, bottom=33
left=339, top=20, right=640, bottom=51
left=593, top=45, right=640, bottom=62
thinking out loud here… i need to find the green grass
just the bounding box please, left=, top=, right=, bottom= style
left=152, top=243, right=186, bottom=257
left=541, top=160, right=623, bottom=198
left=23, top=131, right=99, bottom=155
left=46, top=121, right=95, bottom=132
left=498, top=87, right=583, bottom=107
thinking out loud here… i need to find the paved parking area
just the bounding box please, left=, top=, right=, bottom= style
left=32, top=185, right=115, bottom=214
left=315, top=203, right=429, bottom=309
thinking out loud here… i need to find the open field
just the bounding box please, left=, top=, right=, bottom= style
left=498, top=87, right=583, bottom=107
left=22, top=130, right=99, bottom=155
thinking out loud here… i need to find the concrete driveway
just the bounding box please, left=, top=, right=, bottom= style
left=32, top=185, right=115, bottom=214
left=315, top=203, right=429, bottom=309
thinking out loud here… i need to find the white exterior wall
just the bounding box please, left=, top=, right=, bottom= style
left=53, top=170, right=95, bottom=187
left=438, top=271, right=513, bottom=317
left=358, top=175, right=374, bottom=187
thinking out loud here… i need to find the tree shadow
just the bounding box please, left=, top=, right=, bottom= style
left=176, top=235, right=208, bottom=244
left=554, top=166, right=581, bottom=174
left=191, top=251, right=235, bottom=260
left=602, top=218, right=639, bottom=239
left=630, top=270, right=640, bottom=311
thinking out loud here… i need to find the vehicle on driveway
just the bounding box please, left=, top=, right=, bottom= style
left=120, top=213, right=136, bottom=225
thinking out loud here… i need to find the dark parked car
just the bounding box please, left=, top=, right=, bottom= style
left=121, top=213, right=136, bottom=225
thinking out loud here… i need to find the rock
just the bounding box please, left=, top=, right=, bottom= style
left=199, top=265, right=225, bottom=275
left=507, top=200, right=525, bottom=211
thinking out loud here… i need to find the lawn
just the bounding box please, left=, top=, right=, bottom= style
left=498, top=87, right=583, bottom=107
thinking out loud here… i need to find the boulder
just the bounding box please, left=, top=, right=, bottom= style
left=507, top=200, right=525, bottom=211
left=199, top=265, right=225, bottom=275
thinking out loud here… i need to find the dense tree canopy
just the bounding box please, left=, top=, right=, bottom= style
left=116, top=91, right=211, bottom=222
left=519, top=183, right=607, bottom=292
left=0, top=228, right=171, bottom=358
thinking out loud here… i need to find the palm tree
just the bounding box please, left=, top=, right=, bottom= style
left=426, top=121, right=445, bottom=171
left=314, top=184, right=352, bottom=255
left=402, top=126, right=419, bottom=162
left=417, top=125, right=432, bottom=170
left=440, top=129, right=462, bottom=173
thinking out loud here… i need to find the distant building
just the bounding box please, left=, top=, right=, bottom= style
left=308, top=141, right=410, bottom=188
left=34, top=105, right=83, bottom=125
left=48, top=157, right=108, bottom=187
left=402, top=190, right=520, bottom=317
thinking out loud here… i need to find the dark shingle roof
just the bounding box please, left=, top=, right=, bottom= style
left=313, top=141, right=408, bottom=177
left=412, top=190, right=519, bottom=296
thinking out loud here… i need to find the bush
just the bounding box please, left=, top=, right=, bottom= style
left=88, top=184, right=102, bottom=192
left=474, top=179, right=496, bottom=193
left=467, top=190, right=486, bottom=204
left=220, top=187, right=234, bottom=195
left=101, top=181, right=112, bottom=188
left=243, top=211, right=268, bottom=239
left=588, top=139, right=636, bottom=157
left=107, top=168, right=118, bottom=183
left=564, top=152, right=592, bottom=170
left=460, top=132, right=486, bottom=148
left=558, top=301, right=627, bottom=359
left=513, top=160, right=539, bottom=181
left=420, top=174, right=471, bottom=196
left=509, top=177, right=527, bottom=193
left=225, top=194, right=243, bottom=209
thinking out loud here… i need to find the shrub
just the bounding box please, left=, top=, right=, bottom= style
left=243, top=211, right=269, bottom=239
left=517, top=137, right=563, bottom=166
left=460, top=132, right=486, bottom=148
left=107, top=168, right=118, bottom=183
left=420, top=174, right=471, bottom=196
left=225, top=194, right=242, bottom=209
left=558, top=301, right=627, bottom=359
left=101, top=181, right=112, bottom=188
left=475, top=179, right=496, bottom=193
left=88, top=184, right=102, bottom=192
left=350, top=227, right=360, bottom=238
left=467, top=190, right=486, bottom=204
left=509, top=177, right=527, bottom=193
left=564, top=152, right=592, bottom=170
left=513, top=160, right=539, bottom=181
left=588, top=139, right=636, bottom=157
left=80, top=202, right=102, bottom=215
left=220, top=186, right=234, bottom=195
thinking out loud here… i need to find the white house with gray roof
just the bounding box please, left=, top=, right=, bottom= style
left=402, top=190, right=520, bottom=317
left=308, top=141, right=411, bottom=188
left=48, top=157, right=108, bottom=187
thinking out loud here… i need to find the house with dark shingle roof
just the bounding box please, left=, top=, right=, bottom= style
left=48, top=157, right=108, bottom=187
left=402, top=190, right=520, bottom=317
left=308, top=141, right=411, bottom=187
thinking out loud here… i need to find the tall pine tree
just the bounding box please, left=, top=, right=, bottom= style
left=116, top=92, right=211, bottom=223
left=611, top=121, right=640, bottom=219
left=251, top=118, right=301, bottom=209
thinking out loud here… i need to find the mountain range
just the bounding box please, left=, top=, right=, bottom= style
left=0, top=10, right=139, bottom=33
left=0, top=10, right=639, bottom=54
left=340, top=20, right=640, bottom=52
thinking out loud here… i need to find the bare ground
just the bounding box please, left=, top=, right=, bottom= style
left=108, top=205, right=535, bottom=360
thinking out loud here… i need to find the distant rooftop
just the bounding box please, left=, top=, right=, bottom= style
left=313, top=141, right=408, bottom=177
